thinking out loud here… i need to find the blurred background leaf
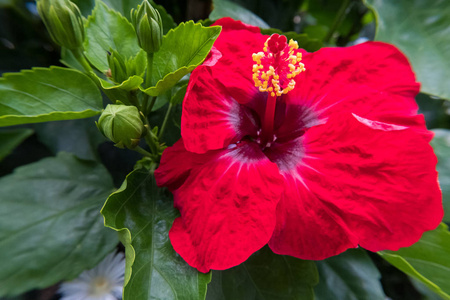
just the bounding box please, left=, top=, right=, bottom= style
left=210, top=0, right=269, bottom=28
left=379, top=223, right=450, bottom=300
left=364, top=0, right=450, bottom=100
left=0, top=152, right=118, bottom=296
left=315, top=249, right=385, bottom=300
left=430, top=129, right=450, bottom=223
left=206, top=246, right=318, bottom=300
left=0, top=128, right=33, bottom=161
left=33, top=117, right=105, bottom=161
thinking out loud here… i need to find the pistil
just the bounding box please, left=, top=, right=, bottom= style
left=261, top=93, right=277, bottom=146
left=252, top=34, right=305, bottom=147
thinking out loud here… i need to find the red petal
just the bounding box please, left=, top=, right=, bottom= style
left=182, top=19, right=269, bottom=153
left=268, top=113, right=442, bottom=258
left=212, top=17, right=261, bottom=33
left=154, top=139, right=198, bottom=191
left=169, top=142, right=284, bottom=272
left=209, top=19, right=267, bottom=106
left=202, top=46, right=222, bottom=67
left=182, top=67, right=259, bottom=153
left=287, top=42, right=421, bottom=127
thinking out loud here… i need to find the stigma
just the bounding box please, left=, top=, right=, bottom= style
left=252, top=34, right=305, bottom=97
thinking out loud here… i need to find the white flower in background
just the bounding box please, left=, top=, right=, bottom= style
left=59, top=252, right=125, bottom=300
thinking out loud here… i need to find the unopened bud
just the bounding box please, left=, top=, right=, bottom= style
left=131, top=0, right=163, bottom=53
left=107, top=50, right=128, bottom=83
left=96, top=105, right=145, bottom=149
left=37, top=0, right=85, bottom=50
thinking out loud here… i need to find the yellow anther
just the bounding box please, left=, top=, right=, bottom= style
left=252, top=35, right=305, bottom=97
left=289, top=39, right=299, bottom=49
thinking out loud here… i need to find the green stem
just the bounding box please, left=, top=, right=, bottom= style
left=145, top=52, right=154, bottom=88
left=158, top=103, right=173, bottom=140
left=128, top=90, right=140, bottom=107
left=145, top=127, right=159, bottom=156
left=71, top=48, right=93, bottom=73
left=149, top=162, right=157, bottom=174
left=141, top=115, right=160, bottom=157
left=133, top=146, right=154, bottom=158
left=147, top=96, right=157, bottom=113
left=141, top=94, right=150, bottom=114
left=323, top=0, right=352, bottom=44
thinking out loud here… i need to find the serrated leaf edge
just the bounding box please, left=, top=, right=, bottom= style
left=141, top=21, right=221, bottom=96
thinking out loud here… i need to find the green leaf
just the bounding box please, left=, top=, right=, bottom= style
left=170, top=83, right=188, bottom=105
left=210, top=0, right=269, bottom=29
left=412, top=279, right=444, bottom=300
left=305, top=0, right=364, bottom=40
left=218, top=0, right=304, bottom=32
left=314, top=249, right=385, bottom=300
left=430, top=129, right=450, bottom=222
left=151, top=81, right=188, bottom=112
left=71, top=0, right=96, bottom=17
left=364, top=0, right=450, bottom=100
left=101, top=0, right=142, bottom=20
left=0, top=152, right=118, bottom=296
left=0, top=67, right=103, bottom=127
left=0, top=128, right=33, bottom=161
left=416, top=93, right=450, bottom=129
left=379, top=223, right=450, bottom=300
left=33, top=116, right=105, bottom=161
left=141, top=21, right=221, bottom=96
left=206, top=246, right=318, bottom=300
left=84, top=0, right=141, bottom=72
left=77, top=0, right=177, bottom=32
left=260, top=28, right=323, bottom=52
left=100, top=75, right=144, bottom=92
left=101, top=168, right=211, bottom=300
left=0, top=0, right=14, bottom=7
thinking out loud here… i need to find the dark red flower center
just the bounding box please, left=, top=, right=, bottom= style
left=252, top=34, right=305, bottom=147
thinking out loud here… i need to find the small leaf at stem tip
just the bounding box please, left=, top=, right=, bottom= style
left=140, top=21, right=221, bottom=96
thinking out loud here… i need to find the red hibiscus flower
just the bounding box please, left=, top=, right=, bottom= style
left=155, top=17, right=443, bottom=273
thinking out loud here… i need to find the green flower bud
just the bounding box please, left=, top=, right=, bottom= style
left=106, top=50, right=147, bottom=83
left=37, top=0, right=85, bottom=50
left=131, top=0, right=163, bottom=53
left=107, top=50, right=128, bottom=83
left=96, top=105, right=145, bottom=149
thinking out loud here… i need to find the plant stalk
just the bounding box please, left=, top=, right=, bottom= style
left=158, top=103, right=173, bottom=140
left=145, top=52, right=154, bottom=88
left=133, top=146, right=154, bottom=158
left=323, top=0, right=352, bottom=44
